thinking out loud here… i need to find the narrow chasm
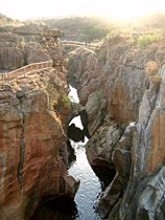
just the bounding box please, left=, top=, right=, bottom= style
left=66, top=86, right=116, bottom=219
left=30, top=86, right=116, bottom=220
left=68, top=115, right=102, bottom=220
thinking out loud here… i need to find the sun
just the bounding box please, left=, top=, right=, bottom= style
left=91, top=0, right=165, bottom=21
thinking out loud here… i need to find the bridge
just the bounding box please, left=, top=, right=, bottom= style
left=61, top=40, right=101, bottom=50
left=0, top=60, right=53, bottom=88
left=0, top=59, right=68, bottom=92
left=0, top=40, right=102, bottom=88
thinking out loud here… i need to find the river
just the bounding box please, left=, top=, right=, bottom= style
left=31, top=117, right=103, bottom=220
left=31, top=86, right=103, bottom=219
left=68, top=137, right=102, bottom=220
left=67, top=87, right=103, bottom=219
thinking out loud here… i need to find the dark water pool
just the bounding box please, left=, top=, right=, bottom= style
left=31, top=139, right=103, bottom=220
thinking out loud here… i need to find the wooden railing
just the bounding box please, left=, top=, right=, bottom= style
left=0, top=60, right=53, bottom=87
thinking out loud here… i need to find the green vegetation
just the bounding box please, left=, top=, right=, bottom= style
left=54, top=92, right=71, bottom=115
left=61, top=93, right=71, bottom=109
left=40, top=17, right=113, bottom=44
left=46, top=83, right=59, bottom=107
left=47, top=80, right=71, bottom=113
left=135, top=33, right=162, bottom=47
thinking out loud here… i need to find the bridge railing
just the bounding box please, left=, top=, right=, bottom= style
left=0, top=60, right=53, bottom=86
left=61, top=41, right=102, bottom=49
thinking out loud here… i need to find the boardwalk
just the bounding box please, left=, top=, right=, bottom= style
left=0, top=60, right=53, bottom=87
left=0, top=40, right=101, bottom=87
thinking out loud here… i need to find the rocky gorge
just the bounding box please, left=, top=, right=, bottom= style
left=0, top=14, right=165, bottom=220
left=0, top=22, right=79, bottom=220
left=68, top=36, right=165, bottom=219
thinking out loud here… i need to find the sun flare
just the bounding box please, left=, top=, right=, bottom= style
left=0, top=0, right=165, bottom=20
left=92, top=0, right=165, bottom=21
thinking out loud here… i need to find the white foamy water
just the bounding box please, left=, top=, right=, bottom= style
left=68, top=85, right=80, bottom=103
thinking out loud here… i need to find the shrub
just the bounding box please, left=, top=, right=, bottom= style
left=136, top=33, right=161, bottom=47
left=61, top=93, right=71, bottom=109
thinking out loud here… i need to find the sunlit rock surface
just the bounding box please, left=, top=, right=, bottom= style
left=0, top=62, right=78, bottom=220
left=68, top=38, right=165, bottom=219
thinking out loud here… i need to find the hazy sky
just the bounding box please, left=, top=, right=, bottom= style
left=0, top=0, right=165, bottom=20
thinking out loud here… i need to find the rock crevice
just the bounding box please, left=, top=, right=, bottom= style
left=68, top=38, right=165, bottom=219
left=17, top=91, right=26, bottom=191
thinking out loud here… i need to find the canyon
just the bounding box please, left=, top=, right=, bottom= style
left=68, top=37, right=165, bottom=219
left=0, top=15, right=165, bottom=220
left=0, top=23, right=79, bottom=220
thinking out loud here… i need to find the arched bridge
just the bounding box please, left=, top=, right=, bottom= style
left=61, top=40, right=101, bottom=50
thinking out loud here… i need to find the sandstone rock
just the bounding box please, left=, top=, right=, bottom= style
left=24, top=43, right=50, bottom=64
left=86, top=119, right=122, bottom=168
left=0, top=33, right=24, bottom=70
left=0, top=46, right=24, bottom=70
left=96, top=123, right=135, bottom=218
left=0, top=64, right=76, bottom=220
left=117, top=166, right=165, bottom=220
left=68, top=38, right=165, bottom=219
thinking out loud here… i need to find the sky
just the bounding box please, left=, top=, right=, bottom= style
left=0, top=0, right=165, bottom=21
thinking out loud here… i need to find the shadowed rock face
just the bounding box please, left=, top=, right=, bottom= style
left=31, top=195, right=78, bottom=220
left=0, top=33, right=25, bottom=70
left=68, top=38, right=165, bottom=219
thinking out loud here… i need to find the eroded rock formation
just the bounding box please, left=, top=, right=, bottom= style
left=0, top=39, right=78, bottom=219
left=0, top=32, right=24, bottom=70
left=68, top=37, right=165, bottom=219
left=0, top=22, right=63, bottom=70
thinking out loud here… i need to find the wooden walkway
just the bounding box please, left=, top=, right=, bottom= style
left=0, top=60, right=53, bottom=87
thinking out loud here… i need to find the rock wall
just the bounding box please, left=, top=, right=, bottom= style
left=68, top=38, right=165, bottom=219
left=0, top=33, right=24, bottom=70
left=0, top=25, right=62, bottom=70
left=0, top=62, right=78, bottom=220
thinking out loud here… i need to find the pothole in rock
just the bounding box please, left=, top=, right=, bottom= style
left=92, top=165, right=116, bottom=190
left=30, top=195, right=78, bottom=220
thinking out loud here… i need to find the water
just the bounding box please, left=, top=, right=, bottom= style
left=31, top=86, right=103, bottom=219
left=68, top=87, right=102, bottom=220
left=68, top=85, right=79, bottom=103
left=68, top=140, right=102, bottom=220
